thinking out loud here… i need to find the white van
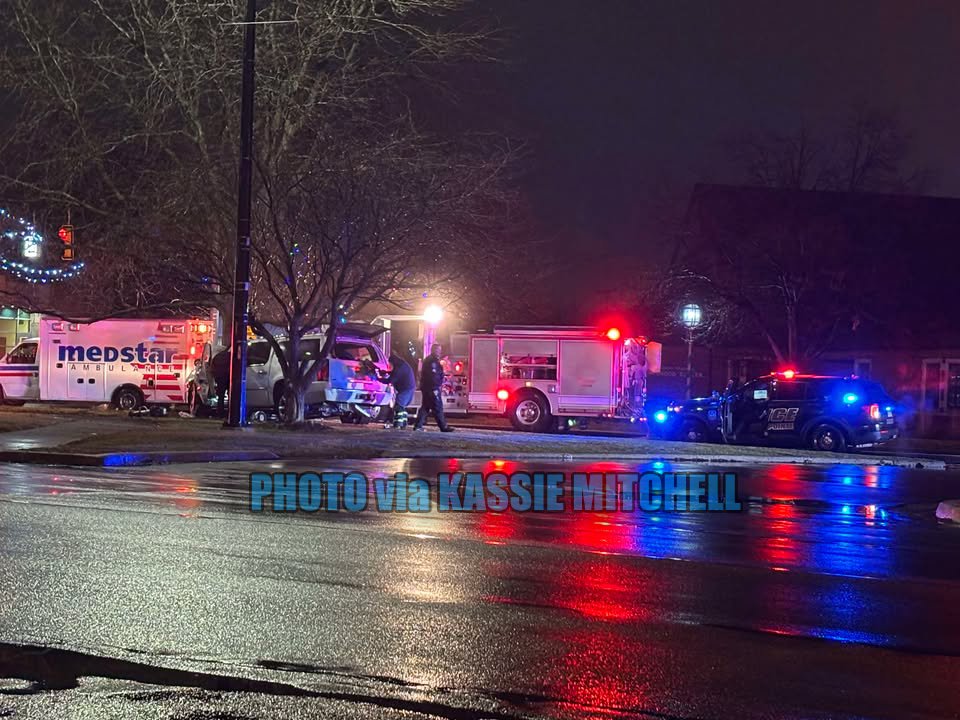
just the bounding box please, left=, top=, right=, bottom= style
left=0, top=317, right=214, bottom=409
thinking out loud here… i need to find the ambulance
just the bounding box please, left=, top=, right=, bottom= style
left=0, top=317, right=215, bottom=409
left=454, top=325, right=661, bottom=432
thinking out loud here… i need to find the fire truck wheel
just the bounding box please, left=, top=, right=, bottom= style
left=508, top=391, right=552, bottom=433
left=112, top=385, right=144, bottom=411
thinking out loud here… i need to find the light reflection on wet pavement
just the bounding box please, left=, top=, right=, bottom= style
left=2, top=457, right=960, bottom=719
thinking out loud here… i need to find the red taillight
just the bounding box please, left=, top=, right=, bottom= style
left=496, top=389, right=509, bottom=401
left=866, top=403, right=881, bottom=421
left=317, top=361, right=329, bottom=381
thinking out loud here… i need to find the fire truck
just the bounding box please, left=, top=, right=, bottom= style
left=440, top=326, right=660, bottom=432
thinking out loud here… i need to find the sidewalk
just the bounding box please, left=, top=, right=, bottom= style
left=0, top=409, right=945, bottom=468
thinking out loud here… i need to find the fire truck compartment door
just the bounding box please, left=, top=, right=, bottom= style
left=558, top=340, right=613, bottom=411
left=468, top=337, right=500, bottom=409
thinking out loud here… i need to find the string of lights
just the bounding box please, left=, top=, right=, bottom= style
left=0, top=206, right=84, bottom=283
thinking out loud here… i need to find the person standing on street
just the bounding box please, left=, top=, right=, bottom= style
left=211, top=348, right=231, bottom=414
left=381, top=353, right=416, bottom=429
left=413, top=343, right=454, bottom=432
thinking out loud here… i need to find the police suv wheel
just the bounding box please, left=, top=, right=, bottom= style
left=509, top=392, right=552, bottom=433
left=678, top=419, right=707, bottom=443
left=811, top=424, right=847, bottom=453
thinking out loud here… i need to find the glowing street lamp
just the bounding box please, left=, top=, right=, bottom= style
left=680, top=303, right=702, bottom=399
left=422, top=304, right=445, bottom=358
left=423, top=304, right=444, bottom=326
left=681, top=303, right=702, bottom=329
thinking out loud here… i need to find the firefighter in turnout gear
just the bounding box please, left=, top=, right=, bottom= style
left=414, top=343, right=455, bottom=432
left=380, top=353, right=416, bottom=429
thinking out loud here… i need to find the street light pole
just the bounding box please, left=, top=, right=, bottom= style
left=226, top=0, right=257, bottom=428
left=680, top=303, right=702, bottom=400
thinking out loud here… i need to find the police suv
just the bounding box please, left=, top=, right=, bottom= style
left=650, top=372, right=899, bottom=452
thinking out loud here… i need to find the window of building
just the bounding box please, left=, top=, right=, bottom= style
left=948, top=362, right=960, bottom=410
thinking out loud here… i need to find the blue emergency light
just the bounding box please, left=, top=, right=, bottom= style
left=653, top=410, right=668, bottom=423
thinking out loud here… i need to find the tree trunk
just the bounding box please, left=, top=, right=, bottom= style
left=786, top=304, right=798, bottom=366
left=280, top=382, right=307, bottom=426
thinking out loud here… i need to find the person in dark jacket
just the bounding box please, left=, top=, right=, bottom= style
left=413, top=343, right=454, bottom=432
left=210, top=349, right=231, bottom=414
left=381, top=353, right=416, bottom=429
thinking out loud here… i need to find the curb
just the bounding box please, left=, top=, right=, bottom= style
left=397, top=451, right=944, bottom=469
left=0, top=448, right=942, bottom=469
left=0, top=449, right=280, bottom=467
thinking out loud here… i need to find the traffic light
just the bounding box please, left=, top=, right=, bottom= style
left=58, top=225, right=75, bottom=261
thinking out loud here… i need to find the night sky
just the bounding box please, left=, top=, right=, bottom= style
left=463, top=0, right=960, bottom=287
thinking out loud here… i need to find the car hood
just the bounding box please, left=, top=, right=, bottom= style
left=673, top=396, right=721, bottom=411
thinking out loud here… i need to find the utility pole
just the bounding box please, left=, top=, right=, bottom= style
left=226, top=0, right=257, bottom=427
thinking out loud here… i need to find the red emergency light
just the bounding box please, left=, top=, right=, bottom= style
left=453, top=361, right=463, bottom=374
left=605, top=327, right=621, bottom=341
left=496, top=389, right=510, bottom=401
left=781, top=369, right=797, bottom=379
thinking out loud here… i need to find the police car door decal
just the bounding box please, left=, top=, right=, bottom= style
left=767, top=407, right=800, bottom=431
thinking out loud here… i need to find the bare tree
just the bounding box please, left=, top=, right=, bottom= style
left=673, top=187, right=871, bottom=365
left=0, top=0, right=499, bottom=318
left=246, top=119, right=518, bottom=423
left=727, top=107, right=930, bottom=194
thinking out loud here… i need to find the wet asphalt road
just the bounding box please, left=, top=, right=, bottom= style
left=1, top=458, right=960, bottom=719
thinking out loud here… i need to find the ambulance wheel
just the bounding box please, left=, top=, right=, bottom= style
left=508, top=391, right=552, bottom=433
left=112, top=385, right=144, bottom=411
left=810, top=423, right=847, bottom=453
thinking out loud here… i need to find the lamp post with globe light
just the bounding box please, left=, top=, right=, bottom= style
left=681, top=303, right=702, bottom=399
left=422, top=304, right=444, bottom=356
left=371, top=304, right=445, bottom=362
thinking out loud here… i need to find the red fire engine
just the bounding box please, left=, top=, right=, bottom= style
left=440, top=325, right=660, bottom=432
